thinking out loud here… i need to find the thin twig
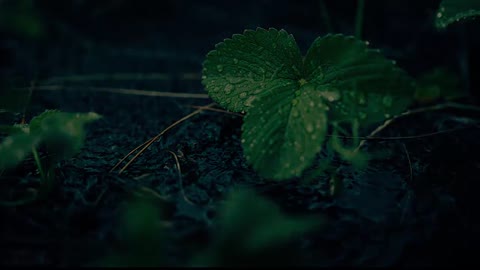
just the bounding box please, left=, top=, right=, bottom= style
left=111, top=103, right=215, bottom=174
left=187, top=105, right=244, bottom=117
left=354, top=102, right=480, bottom=152
left=16, top=85, right=210, bottom=99
left=168, top=150, right=195, bottom=205
left=21, top=80, right=35, bottom=124
left=110, top=139, right=153, bottom=173
left=329, top=126, right=473, bottom=141
left=402, top=143, right=413, bottom=183
left=41, top=72, right=201, bottom=83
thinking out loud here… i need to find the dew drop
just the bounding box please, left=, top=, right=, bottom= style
left=322, top=91, right=341, bottom=102
left=241, top=138, right=246, bottom=143
left=365, top=41, right=370, bottom=46
left=437, top=12, right=442, bottom=18
left=233, top=58, right=239, bottom=64
left=244, top=96, right=255, bottom=107
left=306, top=124, right=314, bottom=133
left=384, top=113, right=391, bottom=118
left=201, top=75, right=207, bottom=80
left=224, top=84, right=234, bottom=94
left=382, top=96, right=393, bottom=107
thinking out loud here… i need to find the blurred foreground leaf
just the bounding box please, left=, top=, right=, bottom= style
left=0, top=110, right=101, bottom=171
left=193, top=189, right=324, bottom=267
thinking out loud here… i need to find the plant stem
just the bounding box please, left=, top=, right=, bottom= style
left=319, top=0, right=333, bottom=33
left=354, top=101, right=480, bottom=152
left=355, top=0, right=365, bottom=39
left=31, top=146, right=46, bottom=181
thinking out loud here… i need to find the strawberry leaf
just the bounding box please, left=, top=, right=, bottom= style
left=242, top=83, right=328, bottom=179
left=203, top=28, right=414, bottom=180
left=304, top=34, right=414, bottom=125
left=202, top=28, right=303, bottom=113
left=436, top=0, right=480, bottom=28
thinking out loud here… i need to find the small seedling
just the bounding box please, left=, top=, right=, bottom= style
left=0, top=109, right=101, bottom=205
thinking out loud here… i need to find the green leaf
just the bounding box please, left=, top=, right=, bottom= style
left=0, top=133, right=38, bottom=170
left=435, top=0, right=480, bottom=28
left=203, top=28, right=414, bottom=180
left=28, top=109, right=61, bottom=134
left=29, top=110, right=102, bottom=160
left=194, top=189, right=322, bottom=267
left=1, top=110, right=101, bottom=171
left=202, top=28, right=303, bottom=113
left=242, top=84, right=328, bottom=179
left=304, top=34, right=414, bottom=125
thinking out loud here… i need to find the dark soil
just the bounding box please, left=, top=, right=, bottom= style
left=1, top=0, right=480, bottom=267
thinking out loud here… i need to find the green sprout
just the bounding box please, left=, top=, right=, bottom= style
left=0, top=109, right=101, bottom=205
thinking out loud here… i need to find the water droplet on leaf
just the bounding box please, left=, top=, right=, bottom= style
left=382, top=96, right=393, bottom=107
left=224, top=84, right=234, bottom=94
left=322, top=91, right=341, bottom=102
left=306, top=124, right=314, bottom=133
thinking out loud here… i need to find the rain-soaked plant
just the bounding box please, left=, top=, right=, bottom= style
left=202, top=28, right=415, bottom=180
left=199, top=0, right=480, bottom=181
